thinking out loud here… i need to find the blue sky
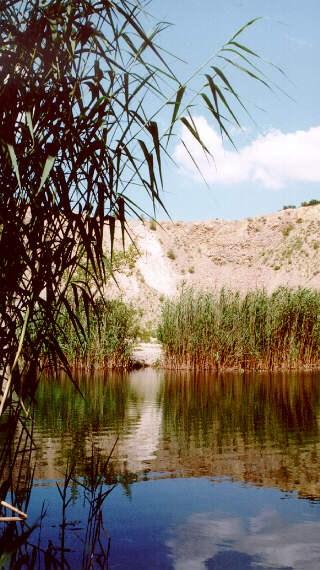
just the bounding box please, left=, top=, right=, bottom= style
left=140, top=1, right=320, bottom=220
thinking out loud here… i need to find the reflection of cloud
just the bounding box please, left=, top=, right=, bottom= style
left=167, top=510, right=320, bottom=570
left=174, top=116, right=320, bottom=189
left=167, top=513, right=243, bottom=570
left=244, top=511, right=320, bottom=570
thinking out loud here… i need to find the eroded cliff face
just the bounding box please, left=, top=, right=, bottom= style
left=103, top=205, right=320, bottom=325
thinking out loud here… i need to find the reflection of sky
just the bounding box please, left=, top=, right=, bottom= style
left=29, top=477, right=320, bottom=569
left=167, top=510, right=320, bottom=570
left=29, top=369, right=320, bottom=568
left=103, top=478, right=320, bottom=570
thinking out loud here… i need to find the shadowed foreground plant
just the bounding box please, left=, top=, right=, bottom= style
left=0, top=439, right=122, bottom=569
left=0, top=0, right=282, bottom=413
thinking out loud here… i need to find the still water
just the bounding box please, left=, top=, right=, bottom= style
left=4, top=369, right=320, bottom=568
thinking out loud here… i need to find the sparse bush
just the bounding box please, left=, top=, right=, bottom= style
left=188, top=266, right=195, bottom=274
left=301, top=199, right=320, bottom=207
left=282, top=205, right=296, bottom=210
left=282, top=224, right=294, bottom=237
left=293, top=237, right=303, bottom=250
left=149, top=220, right=157, bottom=231
left=167, top=249, right=176, bottom=261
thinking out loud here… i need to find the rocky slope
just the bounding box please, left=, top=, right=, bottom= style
left=104, top=205, right=320, bottom=330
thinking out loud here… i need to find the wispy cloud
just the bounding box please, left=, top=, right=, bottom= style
left=173, top=116, right=320, bottom=189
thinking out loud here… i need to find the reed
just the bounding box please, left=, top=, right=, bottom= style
left=157, top=287, right=320, bottom=370
left=55, top=299, right=138, bottom=369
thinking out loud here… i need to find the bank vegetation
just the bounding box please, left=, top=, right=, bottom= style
left=158, top=287, right=320, bottom=370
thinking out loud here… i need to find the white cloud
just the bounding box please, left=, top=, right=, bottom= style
left=173, top=116, right=320, bottom=189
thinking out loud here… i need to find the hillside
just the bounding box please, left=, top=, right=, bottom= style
left=104, top=205, right=320, bottom=330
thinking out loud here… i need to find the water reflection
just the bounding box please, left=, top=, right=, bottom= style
left=157, top=371, right=320, bottom=498
left=2, top=370, right=320, bottom=568
left=32, top=369, right=320, bottom=499
left=167, top=510, right=320, bottom=570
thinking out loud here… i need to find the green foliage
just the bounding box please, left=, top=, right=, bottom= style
left=105, top=245, right=140, bottom=274
left=72, top=245, right=140, bottom=288
left=282, top=205, right=296, bottom=210
left=301, top=199, right=320, bottom=207
left=55, top=299, right=138, bottom=369
left=158, top=287, right=320, bottom=370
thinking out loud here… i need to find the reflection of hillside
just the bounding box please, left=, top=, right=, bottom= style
left=155, top=371, right=320, bottom=499
left=31, top=370, right=320, bottom=500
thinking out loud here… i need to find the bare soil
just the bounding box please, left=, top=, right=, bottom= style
left=104, top=205, right=320, bottom=330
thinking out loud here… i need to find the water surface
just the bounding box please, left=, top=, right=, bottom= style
left=3, top=369, right=320, bottom=568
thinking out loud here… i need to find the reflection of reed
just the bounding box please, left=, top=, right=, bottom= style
left=0, top=411, right=121, bottom=568
left=0, top=405, right=36, bottom=562
left=160, top=371, right=320, bottom=444
left=0, top=406, right=35, bottom=518
left=156, top=371, right=320, bottom=499
left=31, top=372, right=144, bottom=480
left=32, top=370, right=163, bottom=478
left=35, top=371, right=134, bottom=433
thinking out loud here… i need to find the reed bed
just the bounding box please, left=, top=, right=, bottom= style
left=157, top=287, right=320, bottom=370
left=56, top=299, right=138, bottom=369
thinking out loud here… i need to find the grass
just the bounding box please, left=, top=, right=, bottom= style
left=55, top=299, right=138, bottom=369
left=157, top=287, right=320, bottom=370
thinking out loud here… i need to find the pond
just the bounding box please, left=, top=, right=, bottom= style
left=2, top=369, right=320, bottom=569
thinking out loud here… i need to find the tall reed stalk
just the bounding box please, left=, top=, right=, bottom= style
left=158, top=287, right=320, bottom=370
left=53, top=299, right=138, bottom=370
